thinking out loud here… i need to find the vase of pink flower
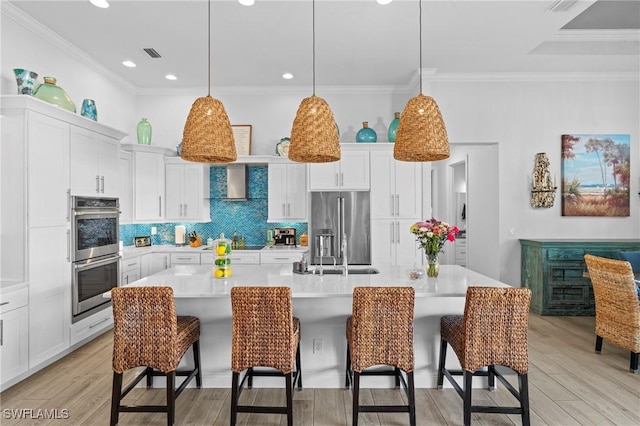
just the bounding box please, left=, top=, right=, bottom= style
left=410, top=218, right=459, bottom=277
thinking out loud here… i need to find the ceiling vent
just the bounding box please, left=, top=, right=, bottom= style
left=143, top=48, right=162, bottom=58
left=546, top=0, right=578, bottom=12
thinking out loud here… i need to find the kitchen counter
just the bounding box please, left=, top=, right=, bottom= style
left=106, top=264, right=508, bottom=389
left=120, top=244, right=308, bottom=260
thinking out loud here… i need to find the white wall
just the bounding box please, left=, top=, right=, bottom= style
left=3, top=7, right=638, bottom=287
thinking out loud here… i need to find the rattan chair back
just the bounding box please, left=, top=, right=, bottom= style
left=459, top=287, right=531, bottom=374
left=584, top=254, right=640, bottom=353
left=349, top=287, right=415, bottom=373
left=230, top=286, right=298, bottom=374
left=111, top=286, right=183, bottom=373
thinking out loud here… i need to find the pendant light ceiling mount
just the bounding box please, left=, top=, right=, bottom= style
left=181, top=0, right=237, bottom=164
left=288, top=0, right=340, bottom=163
left=394, top=0, right=450, bottom=163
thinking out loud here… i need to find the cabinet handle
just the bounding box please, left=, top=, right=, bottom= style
left=395, top=194, right=400, bottom=216
left=165, top=256, right=169, bottom=269
left=390, top=195, right=395, bottom=216
left=396, top=221, right=400, bottom=243
left=390, top=222, right=395, bottom=244
left=125, top=275, right=129, bottom=284
left=184, top=204, right=187, bottom=217
left=66, top=229, right=71, bottom=262
left=0, top=302, right=9, bottom=306
left=89, top=317, right=109, bottom=329
left=282, top=203, right=286, bottom=216
left=66, top=189, right=71, bottom=222
left=100, top=176, right=105, bottom=193
left=95, top=175, right=100, bottom=193
left=341, top=173, right=344, bottom=187
left=335, top=173, right=339, bottom=188
left=287, top=203, right=291, bottom=216
left=158, top=196, right=162, bottom=217
left=1, top=319, right=3, bottom=346
left=127, top=262, right=136, bottom=267
left=175, top=257, right=192, bottom=260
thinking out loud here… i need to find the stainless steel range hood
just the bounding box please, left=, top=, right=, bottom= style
left=224, top=164, right=248, bottom=201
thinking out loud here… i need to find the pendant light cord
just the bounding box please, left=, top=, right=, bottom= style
left=419, top=0, right=423, bottom=94
left=312, top=0, right=316, bottom=96
left=208, top=0, right=211, bottom=96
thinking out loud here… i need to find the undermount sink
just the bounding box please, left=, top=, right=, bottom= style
left=312, top=267, right=379, bottom=275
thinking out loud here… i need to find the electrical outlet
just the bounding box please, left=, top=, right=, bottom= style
left=313, top=339, right=323, bottom=354
left=151, top=227, right=157, bottom=235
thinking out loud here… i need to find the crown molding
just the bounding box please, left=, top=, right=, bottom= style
left=429, top=72, right=639, bottom=82
left=137, top=85, right=412, bottom=97
left=2, top=2, right=138, bottom=95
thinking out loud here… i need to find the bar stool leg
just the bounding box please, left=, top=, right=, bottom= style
left=407, top=371, right=416, bottom=426
left=193, top=340, right=202, bottom=388
left=519, top=373, right=531, bottom=426
left=286, top=373, right=293, bottom=426
left=394, top=367, right=401, bottom=388
left=488, top=364, right=496, bottom=390
left=296, top=341, right=303, bottom=389
left=345, top=345, right=351, bottom=389
left=436, top=338, right=447, bottom=389
left=463, top=371, right=472, bottom=426
left=166, top=371, right=175, bottom=426
left=110, top=372, right=123, bottom=426
left=352, top=372, right=360, bottom=426
left=230, top=372, right=239, bottom=426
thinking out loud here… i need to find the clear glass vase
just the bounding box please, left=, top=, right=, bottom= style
left=426, top=254, right=440, bottom=277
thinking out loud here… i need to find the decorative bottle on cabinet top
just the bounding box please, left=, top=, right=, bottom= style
left=80, top=99, right=97, bottom=121
left=33, top=77, right=76, bottom=112
left=13, top=68, right=38, bottom=95
left=137, top=118, right=152, bottom=145
left=387, top=112, right=400, bottom=143
left=356, top=121, right=377, bottom=143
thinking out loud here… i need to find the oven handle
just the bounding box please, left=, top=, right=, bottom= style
left=74, top=254, right=121, bottom=270
left=73, top=209, right=121, bottom=216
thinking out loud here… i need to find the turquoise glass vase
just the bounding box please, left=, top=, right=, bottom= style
left=13, top=68, right=38, bottom=95
left=80, top=99, right=97, bottom=121
left=356, top=121, right=377, bottom=143
left=137, top=118, right=152, bottom=145
left=33, top=77, right=76, bottom=112
left=387, top=112, right=400, bottom=142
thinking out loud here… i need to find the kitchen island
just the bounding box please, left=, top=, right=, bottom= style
left=108, top=264, right=510, bottom=388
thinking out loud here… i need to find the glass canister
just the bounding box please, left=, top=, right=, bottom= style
left=213, top=233, right=232, bottom=278
left=33, top=77, right=76, bottom=112
left=387, top=112, right=400, bottom=142
left=137, top=118, right=152, bottom=145
left=356, top=121, right=377, bottom=143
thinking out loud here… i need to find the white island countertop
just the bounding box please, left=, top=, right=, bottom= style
left=109, top=264, right=508, bottom=298
left=105, top=264, right=510, bottom=388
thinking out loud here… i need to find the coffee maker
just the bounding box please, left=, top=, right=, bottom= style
left=274, top=227, right=296, bottom=246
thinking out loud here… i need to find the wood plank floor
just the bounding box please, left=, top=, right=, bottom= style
left=1, top=314, right=638, bottom=425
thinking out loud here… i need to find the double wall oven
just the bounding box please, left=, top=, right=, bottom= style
left=71, top=196, right=120, bottom=323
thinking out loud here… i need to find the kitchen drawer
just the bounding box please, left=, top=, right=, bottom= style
left=228, top=252, right=260, bottom=265
left=171, top=253, right=200, bottom=265
left=121, top=256, right=140, bottom=273
left=70, top=307, right=113, bottom=346
left=0, top=287, right=28, bottom=314
left=261, top=252, right=302, bottom=264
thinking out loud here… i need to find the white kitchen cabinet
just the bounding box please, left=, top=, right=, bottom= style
left=268, top=163, right=307, bottom=222
left=371, top=218, right=422, bottom=266
left=201, top=251, right=261, bottom=266
left=165, top=160, right=210, bottom=222
left=455, top=238, right=467, bottom=267
left=0, top=286, right=29, bottom=389
left=69, top=306, right=112, bottom=347
left=70, top=126, right=119, bottom=197
left=170, top=252, right=200, bottom=265
left=307, top=149, right=370, bottom=191
left=119, top=151, right=133, bottom=224
left=370, top=150, right=422, bottom=219
left=260, top=251, right=305, bottom=265
left=148, top=252, right=171, bottom=275
left=121, top=256, right=141, bottom=285
left=122, top=145, right=174, bottom=222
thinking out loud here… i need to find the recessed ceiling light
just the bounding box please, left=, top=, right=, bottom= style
left=282, top=72, right=294, bottom=80
left=122, top=60, right=136, bottom=68
left=90, top=0, right=110, bottom=9
left=238, top=0, right=255, bottom=6
left=376, top=0, right=393, bottom=5
left=165, top=74, right=177, bottom=81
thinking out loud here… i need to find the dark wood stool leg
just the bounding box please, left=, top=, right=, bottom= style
left=519, top=373, right=531, bottom=426
left=394, top=367, right=401, bottom=388
left=595, top=335, right=603, bottom=353
left=193, top=340, right=202, bottom=388
left=146, top=366, right=154, bottom=388
left=247, top=367, right=254, bottom=389
left=230, top=372, right=239, bottom=426
left=630, top=352, right=639, bottom=373
left=463, top=370, right=472, bottom=426
left=352, top=372, right=360, bottom=426
left=110, top=372, right=123, bottom=426
left=345, top=344, right=351, bottom=389
left=436, top=338, right=447, bottom=389
left=166, top=371, right=176, bottom=426
left=407, top=371, right=416, bottom=426
left=286, top=372, right=293, bottom=426
left=488, top=364, right=496, bottom=390
left=296, top=340, right=303, bottom=389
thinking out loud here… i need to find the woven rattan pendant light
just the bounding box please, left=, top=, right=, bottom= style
left=394, top=0, right=449, bottom=162
left=288, top=0, right=340, bottom=163
left=181, top=0, right=237, bottom=163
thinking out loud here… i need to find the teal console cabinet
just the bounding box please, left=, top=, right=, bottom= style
left=520, top=239, right=640, bottom=315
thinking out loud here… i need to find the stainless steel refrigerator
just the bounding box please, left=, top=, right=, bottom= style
left=310, top=191, right=371, bottom=265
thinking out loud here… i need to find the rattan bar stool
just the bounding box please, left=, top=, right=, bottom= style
left=585, top=254, right=640, bottom=373
left=110, top=286, right=201, bottom=426
left=437, top=286, right=532, bottom=426
left=345, top=286, right=416, bottom=426
left=230, top=286, right=302, bottom=426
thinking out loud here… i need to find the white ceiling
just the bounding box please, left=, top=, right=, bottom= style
left=5, top=0, right=640, bottom=91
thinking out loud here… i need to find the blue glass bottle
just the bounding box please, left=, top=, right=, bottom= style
left=356, top=121, right=377, bottom=143
left=387, top=112, right=400, bottom=142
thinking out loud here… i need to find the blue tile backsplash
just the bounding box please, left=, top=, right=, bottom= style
left=120, top=165, right=308, bottom=246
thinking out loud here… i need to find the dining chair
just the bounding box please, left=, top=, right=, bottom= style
left=110, top=286, right=201, bottom=426
left=230, top=286, right=302, bottom=426
left=585, top=254, right=640, bottom=373
left=437, top=286, right=532, bottom=426
left=345, top=286, right=416, bottom=426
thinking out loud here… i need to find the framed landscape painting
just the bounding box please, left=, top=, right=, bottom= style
left=561, top=134, right=630, bottom=216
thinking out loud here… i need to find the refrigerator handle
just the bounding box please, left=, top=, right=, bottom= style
left=338, top=196, right=345, bottom=257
